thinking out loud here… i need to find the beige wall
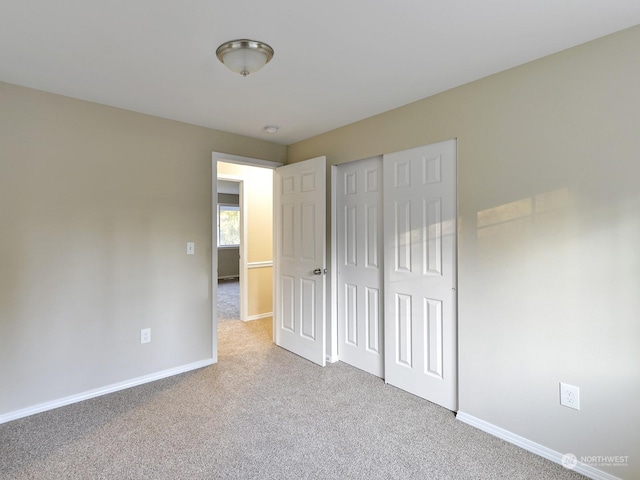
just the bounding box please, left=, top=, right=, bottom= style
left=0, top=82, right=285, bottom=416
left=217, top=247, right=239, bottom=279
left=288, top=26, right=640, bottom=479
left=246, top=267, right=273, bottom=318
left=217, top=162, right=274, bottom=319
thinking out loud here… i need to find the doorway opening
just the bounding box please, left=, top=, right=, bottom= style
left=216, top=178, right=242, bottom=323
left=212, top=153, right=281, bottom=362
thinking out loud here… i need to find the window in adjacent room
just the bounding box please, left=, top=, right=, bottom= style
left=217, top=204, right=240, bottom=246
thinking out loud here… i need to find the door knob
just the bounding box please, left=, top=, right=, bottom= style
left=313, top=268, right=325, bottom=275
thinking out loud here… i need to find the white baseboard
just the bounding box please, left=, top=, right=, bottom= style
left=244, top=312, right=273, bottom=322
left=456, top=412, right=621, bottom=480
left=0, top=358, right=215, bottom=425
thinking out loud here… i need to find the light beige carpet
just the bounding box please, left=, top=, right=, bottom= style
left=0, top=319, right=585, bottom=479
left=217, top=279, right=240, bottom=322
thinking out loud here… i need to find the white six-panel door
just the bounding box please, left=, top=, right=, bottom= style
left=383, top=140, right=457, bottom=411
left=272, top=145, right=457, bottom=409
left=274, top=157, right=327, bottom=366
left=336, top=156, right=384, bottom=377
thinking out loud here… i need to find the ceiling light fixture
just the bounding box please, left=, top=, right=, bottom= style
left=216, top=39, right=274, bottom=77
left=264, top=126, right=279, bottom=134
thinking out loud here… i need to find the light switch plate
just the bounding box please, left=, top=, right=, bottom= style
left=187, top=242, right=195, bottom=255
left=140, top=328, right=151, bottom=344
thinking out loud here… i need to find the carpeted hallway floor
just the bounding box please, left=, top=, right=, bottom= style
left=217, top=278, right=240, bottom=322
left=0, top=318, right=585, bottom=479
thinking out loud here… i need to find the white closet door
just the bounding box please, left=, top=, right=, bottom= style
left=337, top=156, right=384, bottom=377
left=383, top=140, right=457, bottom=410
left=274, top=156, right=327, bottom=366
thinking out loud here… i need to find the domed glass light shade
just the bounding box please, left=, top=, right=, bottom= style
left=216, top=39, right=274, bottom=77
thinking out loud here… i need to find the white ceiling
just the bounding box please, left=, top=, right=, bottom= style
left=1, top=1, right=639, bottom=145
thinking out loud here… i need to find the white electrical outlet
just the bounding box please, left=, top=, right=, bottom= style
left=560, top=382, right=580, bottom=410
left=140, top=328, right=151, bottom=344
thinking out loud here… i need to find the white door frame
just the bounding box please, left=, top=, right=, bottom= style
left=211, top=152, right=282, bottom=363
left=329, top=165, right=339, bottom=363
